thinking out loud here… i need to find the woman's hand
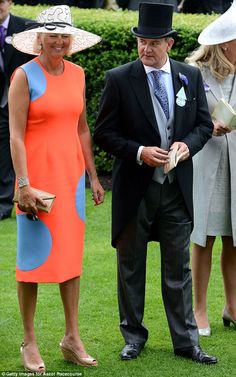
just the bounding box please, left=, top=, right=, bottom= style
left=17, top=186, right=47, bottom=214
left=213, top=120, right=231, bottom=136
left=90, top=178, right=105, bottom=206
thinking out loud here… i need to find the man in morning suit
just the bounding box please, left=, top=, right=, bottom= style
left=94, top=2, right=217, bottom=364
left=0, top=0, right=32, bottom=220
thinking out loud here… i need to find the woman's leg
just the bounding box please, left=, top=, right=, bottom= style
left=221, top=236, right=236, bottom=320
left=192, top=236, right=215, bottom=328
left=59, top=276, right=97, bottom=364
left=18, top=282, right=44, bottom=367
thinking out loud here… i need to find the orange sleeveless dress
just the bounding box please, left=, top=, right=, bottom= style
left=16, top=57, right=86, bottom=283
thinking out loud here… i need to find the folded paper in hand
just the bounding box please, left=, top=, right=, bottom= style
left=164, top=146, right=184, bottom=174
left=13, top=187, right=56, bottom=213
left=212, top=98, right=236, bottom=130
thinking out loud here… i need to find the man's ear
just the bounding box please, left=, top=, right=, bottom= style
left=167, top=38, right=175, bottom=52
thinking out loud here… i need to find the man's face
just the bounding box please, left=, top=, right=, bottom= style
left=137, top=37, right=174, bottom=68
left=0, top=0, right=11, bottom=23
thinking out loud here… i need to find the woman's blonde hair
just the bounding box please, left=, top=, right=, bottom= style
left=186, top=44, right=235, bottom=81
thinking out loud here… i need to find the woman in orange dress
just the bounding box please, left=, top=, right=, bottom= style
left=8, top=5, right=104, bottom=373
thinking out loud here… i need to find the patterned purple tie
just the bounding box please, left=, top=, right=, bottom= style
left=151, top=70, right=169, bottom=120
left=0, top=25, right=5, bottom=50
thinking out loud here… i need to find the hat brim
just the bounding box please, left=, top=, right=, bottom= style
left=198, top=1, right=236, bottom=45
left=198, top=21, right=236, bottom=45
left=131, top=27, right=177, bottom=39
left=12, top=27, right=101, bottom=55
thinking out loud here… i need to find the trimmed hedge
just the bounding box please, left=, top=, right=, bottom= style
left=12, top=5, right=217, bottom=173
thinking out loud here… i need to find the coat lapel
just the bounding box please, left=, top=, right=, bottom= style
left=202, top=67, right=236, bottom=108
left=4, top=14, right=27, bottom=68
left=129, top=59, right=159, bottom=133
left=201, top=67, right=222, bottom=103
left=170, top=60, right=186, bottom=136
left=4, top=15, right=16, bottom=68
left=229, top=74, right=236, bottom=108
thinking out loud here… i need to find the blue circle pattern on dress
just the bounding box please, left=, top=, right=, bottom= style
left=22, top=60, right=46, bottom=101
left=75, top=173, right=85, bottom=222
left=17, top=214, right=52, bottom=271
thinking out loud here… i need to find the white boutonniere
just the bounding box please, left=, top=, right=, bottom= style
left=176, top=73, right=188, bottom=107
left=5, top=36, right=12, bottom=44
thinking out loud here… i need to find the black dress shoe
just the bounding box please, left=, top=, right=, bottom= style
left=174, top=345, right=217, bottom=364
left=120, top=343, right=144, bottom=360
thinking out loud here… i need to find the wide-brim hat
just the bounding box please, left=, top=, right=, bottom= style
left=198, top=0, right=236, bottom=45
left=131, top=2, right=177, bottom=39
left=12, top=5, right=101, bottom=55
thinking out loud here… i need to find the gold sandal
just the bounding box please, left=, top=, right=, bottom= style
left=60, top=341, right=98, bottom=367
left=20, top=342, right=45, bottom=374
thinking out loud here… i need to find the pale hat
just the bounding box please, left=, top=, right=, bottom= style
left=198, top=0, right=236, bottom=45
left=12, top=5, right=101, bottom=55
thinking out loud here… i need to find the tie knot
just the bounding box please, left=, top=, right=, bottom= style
left=151, top=70, right=163, bottom=80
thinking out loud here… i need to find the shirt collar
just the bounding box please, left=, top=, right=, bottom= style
left=143, top=57, right=171, bottom=75
left=1, top=14, right=10, bottom=30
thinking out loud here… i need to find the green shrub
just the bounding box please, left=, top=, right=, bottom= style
left=12, top=6, right=217, bottom=174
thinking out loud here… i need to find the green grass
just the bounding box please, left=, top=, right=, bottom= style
left=0, top=190, right=235, bottom=376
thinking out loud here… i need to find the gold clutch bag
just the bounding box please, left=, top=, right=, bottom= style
left=13, top=187, right=56, bottom=213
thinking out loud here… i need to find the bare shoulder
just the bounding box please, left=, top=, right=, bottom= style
left=9, top=68, right=29, bottom=107
left=10, top=68, right=28, bottom=92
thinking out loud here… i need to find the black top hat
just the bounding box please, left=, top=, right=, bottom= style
left=131, top=2, right=177, bottom=39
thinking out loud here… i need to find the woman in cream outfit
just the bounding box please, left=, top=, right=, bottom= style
left=187, top=1, right=236, bottom=336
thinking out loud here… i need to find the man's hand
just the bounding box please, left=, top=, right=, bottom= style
left=140, top=146, right=169, bottom=167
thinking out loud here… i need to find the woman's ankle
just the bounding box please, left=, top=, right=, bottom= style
left=194, top=309, right=209, bottom=328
